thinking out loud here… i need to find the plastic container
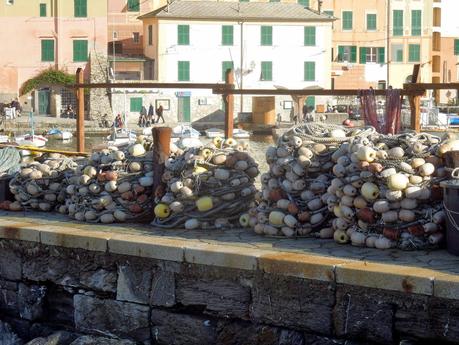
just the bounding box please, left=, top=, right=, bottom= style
left=441, top=177, right=459, bottom=256
left=0, top=177, right=13, bottom=203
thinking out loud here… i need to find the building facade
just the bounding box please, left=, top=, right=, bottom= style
left=134, top=1, right=333, bottom=123
left=0, top=0, right=107, bottom=114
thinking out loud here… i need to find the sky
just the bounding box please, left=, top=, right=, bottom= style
left=441, top=0, right=459, bottom=37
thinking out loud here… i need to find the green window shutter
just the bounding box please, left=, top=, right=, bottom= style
left=304, top=61, right=315, bottom=81
left=74, top=0, right=87, bottom=17
left=239, top=0, right=249, bottom=2
left=41, top=40, right=54, bottom=62
left=304, top=27, right=316, bottom=46
left=261, top=61, right=272, bottom=81
left=411, top=10, right=421, bottom=36
left=337, top=45, right=344, bottom=61
left=342, top=11, right=353, bottom=30
left=377, top=47, right=385, bottom=63
left=130, top=98, right=142, bottom=112
left=177, top=25, right=189, bottom=45
left=127, top=0, right=140, bottom=12
left=40, top=3, right=46, bottom=17
left=367, top=14, right=376, bottom=30
left=408, top=44, right=420, bottom=62
left=261, top=26, right=272, bottom=46
left=359, top=47, right=367, bottom=64
left=222, top=61, right=234, bottom=81
left=393, top=10, right=403, bottom=36
left=178, top=61, right=190, bottom=81
left=455, top=39, right=459, bottom=55
left=73, top=40, right=88, bottom=62
left=222, top=25, right=233, bottom=46
left=298, top=0, right=309, bottom=6
left=350, top=46, right=357, bottom=63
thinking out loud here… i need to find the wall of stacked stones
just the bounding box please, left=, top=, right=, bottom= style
left=1, top=238, right=458, bottom=345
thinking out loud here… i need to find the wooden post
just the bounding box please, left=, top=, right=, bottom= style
left=152, top=127, right=172, bottom=207
left=409, top=95, right=421, bottom=132
left=76, top=68, right=85, bottom=152
left=292, top=95, right=306, bottom=122
left=224, top=69, right=234, bottom=139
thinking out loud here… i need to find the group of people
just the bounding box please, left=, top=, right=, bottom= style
left=3, top=99, right=22, bottom=119
left=138, top=103, right=164, bottom=128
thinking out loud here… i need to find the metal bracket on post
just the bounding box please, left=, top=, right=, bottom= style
left=76, top=68, right=85, bottom=153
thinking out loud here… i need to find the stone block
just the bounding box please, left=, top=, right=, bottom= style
left=176, top=277, right=250, bottom=319
left=0, top=220, right=41, bottom=242
left=39, top=226, right=110, bottom=252
left=279, top=329, right=305, bottom=345
left=74, top=295, right=150, bottom=343
left=70, top=335, right=137, bottom=345
left=250, top=273, right=334, bottom=334
left=116, top=264, right=153, bottom=305
left=0, top=287, right=19, bottom=315
left=44, top=286, right=74, bottom=326
left=0, top=246, right=22, bottom=281
left=17, top=283, right=46, bottom=321
left=0, top=320, right=22, bottom=345
left=428, top=297, right=459, bottom=343
left=216, top=320, right=281, bottom=345
left=433, top=273, right=459, bottom=300
left=150, top=270, right=175, bottom=307
left=151, top=309, right=217, bottom=345
left=25, top=331, right=77, bottom=345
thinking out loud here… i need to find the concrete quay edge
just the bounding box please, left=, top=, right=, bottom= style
left=0, top=218, right=458, bottom=300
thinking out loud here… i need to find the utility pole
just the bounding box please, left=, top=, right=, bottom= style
left=386, top=0, right=390, bottom=88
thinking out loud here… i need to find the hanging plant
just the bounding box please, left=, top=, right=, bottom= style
left=20, top=68, right=76, bottom=96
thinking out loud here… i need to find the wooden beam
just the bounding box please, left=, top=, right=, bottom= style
left=72, top=82, right=226, bottom=89
left=411, top=64, right=421, bottom=84
left=224, top=69, right=234, bottom=139
left=404, top=83, right=459, bottom=90
left=409, top=95, right=421, bottom=132
left=76, top=68, right=85, bottom=153
left=213, top=88, right=423, bottom=96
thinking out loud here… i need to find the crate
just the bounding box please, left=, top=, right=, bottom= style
left=0, top=177, right=13, bottom=203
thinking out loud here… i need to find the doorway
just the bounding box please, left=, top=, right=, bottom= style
left=177, top=96, right=191, bottom=122
left=38, top=89, right=50, bottom=115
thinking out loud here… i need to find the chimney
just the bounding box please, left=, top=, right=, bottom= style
left=318, top=0, right=323, bottom=14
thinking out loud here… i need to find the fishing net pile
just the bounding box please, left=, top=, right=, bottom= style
left=248, top=123, right=374, bottom=237
left=151, top=138, right=259, bottom=230
left=7, top=153, right=80, bottom=212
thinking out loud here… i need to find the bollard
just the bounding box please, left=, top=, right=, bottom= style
left=152, top=127, right=172, bottom=205
left=224, top=69, right=234, bottom=139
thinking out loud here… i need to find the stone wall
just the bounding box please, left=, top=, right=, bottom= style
left=89, top=53, right=113, bottom=122
left=1, top=238, right=458, bottom=345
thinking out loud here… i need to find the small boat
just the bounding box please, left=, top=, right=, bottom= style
left=233, top=128, right=251, bottom=139
left=172, top=124, right=201, bottom=139
left=205, top=128, right=224, bottom=138
left=107, top=128, right=137, bottom=147
left=0, top=135, right=10, bottom=144
left=47, top=129, right=73, bottom=140
left=15, top=134, right=48, bottom=147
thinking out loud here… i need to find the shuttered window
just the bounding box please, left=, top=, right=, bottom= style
left=178, top=61, right=190, bottom=81
left=41, top=40, right=54, bottom=62
left=177, top=25, right=189, bottom=45
left=127, top=0, right=140, bottom=12
left=408, top=44, right=420, bottom=62
left=337, top=45, right=356, bottom=62
left=298, top=0, right=309, bottom=6
left=222, top=61, right=234, bottom=81
left=411, top=10, right=422, bottom=36
left=393, top=10, right=403, bottom=36
left=378, top=47, right=385, bottom=63
left=367, top=14, right=376, bottom=31
left=222, top=26, right=233, bottom=46
left=261, top=26, right=272, bottom=46
left=261, top=61, right=272, bottom=81
left=304, top=62, right=315, bottom=81
left=73, top=40, right=88, bottom=62
left=342, top=11, right=353, bottom=30
left=455, top=39, right=459, bottom=55
left=304, top=27, right=316, bottom=46
left=40, top=3, right=46, bottom=17
left=74, top=0, right=87, bottom=17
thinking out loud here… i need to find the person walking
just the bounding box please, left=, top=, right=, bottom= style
left=148, top=103, right=154, bottom=124
left=139, top=105, right=147, bottom=127
left=155, top=105, right=165, bottom=124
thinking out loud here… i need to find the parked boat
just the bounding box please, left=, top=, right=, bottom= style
left=106, top=128, right=137, bottom=147
left=172, top=124, right=201, bottom=139
left=15, top=134, right=48, bottom=147
left=233, top=128, right=251, bottom=139
left=47, top=129, right=73, bottom=140
left=0, top=135, right=9, bottom=144
left=205, top=128, right=224, bottom=138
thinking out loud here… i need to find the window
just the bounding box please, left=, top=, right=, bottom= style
left=408, top=44, right=420, bottom=62
left=130, top=97, right=142, bottom=112
left=178, top=61, right=190, bottom=81
left=177, top=25, right=189, bottom=45
left=127, top=0, right=140, bottom=12
left=304, top=61, right=315, bottom=81
left=367, top=13, right=376, bottom=31
left=392, top=44, right=403, bottom=62
left=73, top=40, right=88, bottom=62
left=41, top=40, right=54, bottom=62
left=40, top=3, right=46, bottom=17
left=342, top=11, right=353, bottom=30
left=393, top=10, right=403, bottom=36
left=269, top=0, right=280, bottom=2
left=133, top=32, right=140, bottom=43
left=337, top=46, right=356, bottom=62
left=222, top=61, right=234, bottom=81
left=113, top=31, right=118, bottom=39
left=455, top=39, right=459, bottom=55
left=74, top=0, right=87, bottom=17
left=261, top=61, right=272, bottom=81
left=360, top=47, right=385, bottom=63
left=148, top=25, right=153, bottom=46
left=222, top=25, right=233, bottom=46
left=261, top=26, right=272, bottom=46
left=298, top=0, right=309, bottom=6
left=304, top=27, right=316, bottom=46
left=366, top=47, right=377, bottom=63
left=411, top=10, right=421, bottom=36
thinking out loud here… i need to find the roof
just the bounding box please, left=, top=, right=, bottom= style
left=138, top=1, right=335, bottom=22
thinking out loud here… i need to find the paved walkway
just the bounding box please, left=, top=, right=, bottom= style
left=1, top=210, right=459, bottom=300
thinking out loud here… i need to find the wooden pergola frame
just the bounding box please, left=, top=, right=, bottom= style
left=73, top=64, right=455, bottom=153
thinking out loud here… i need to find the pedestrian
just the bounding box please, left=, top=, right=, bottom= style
left=139, top=106, right=147, bottom=127
left=115, top=113, right=123, bottom=128
left=156, top=105, right=165, bottom=124
left=148, top=103, right=154, bottom=124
